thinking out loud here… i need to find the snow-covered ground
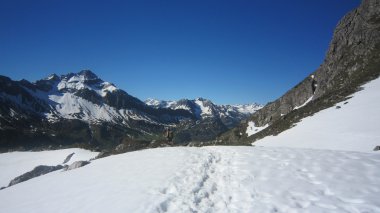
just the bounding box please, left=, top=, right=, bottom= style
left=0, top=146, right=379, bottom=213
left=255, top=77, right=380, bottom=152
left=0, top=148, right=98, bottom=187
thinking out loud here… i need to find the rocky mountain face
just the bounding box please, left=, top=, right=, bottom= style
left=220, top=0, right=380, bottom=144
left=0, top=71, right=258, bottom=151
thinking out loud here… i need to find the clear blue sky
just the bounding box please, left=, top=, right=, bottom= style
left=0, top=0, right=360, bottom=105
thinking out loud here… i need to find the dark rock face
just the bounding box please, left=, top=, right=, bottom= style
left=8, top=165, right=64, bottom=187
left=253, top=0, right=380, bottom=128
left=314, top=0, right=380, bottom=99
left=103, top=90, right=145, bottom=110
left=63, top=152, right=75, bottom=164
left=174, top=117, right=228, bottom=144
left=220, top=0, right=380, bottom=144
left=74, top=89, right=103, bottom=105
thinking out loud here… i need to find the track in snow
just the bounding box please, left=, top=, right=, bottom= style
left=146, top=148, right=256, bottom=213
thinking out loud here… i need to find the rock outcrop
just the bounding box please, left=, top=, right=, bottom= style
left=8, top=165, right=64, bottom=187
left=62, top=152, right=75, bottom=164
left=220, top=0, right=380, bottom=143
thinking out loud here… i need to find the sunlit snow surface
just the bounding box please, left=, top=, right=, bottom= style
left=255, top=77, right=380, bottom=152
left=0, top=147, right=379, bottom=212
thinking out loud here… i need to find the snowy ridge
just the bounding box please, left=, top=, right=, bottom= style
left=1, top=71, right=164, bottom=126
left=145, top=97, right=262, bottom=120
left=57, top=71, right=118, bottom=97
left=145, top=99, right=177, bottom=109
left=232, top=103, right=262, bottom=114
left=255, top=77, right=380, bottom=152
left=46, top=93, right=158, bottom=124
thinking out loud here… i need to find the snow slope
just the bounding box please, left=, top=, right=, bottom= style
left=0, top=146, right=379, bottom=213
left=255, top=77, right=380, bottom=152
left=0, top=148, right=98, bottom=187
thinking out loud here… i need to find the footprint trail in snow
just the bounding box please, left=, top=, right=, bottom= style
left=145, top=146, right=380, bottom=213
left=146, top=148, right=256, bottom=213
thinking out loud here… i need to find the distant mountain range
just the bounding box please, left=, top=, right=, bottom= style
left=145, top=98, right=261, bottom=128
left=0, top=71, right=261, bottom=151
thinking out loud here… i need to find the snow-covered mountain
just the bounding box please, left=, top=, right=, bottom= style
left=0, top=71, right=259, bottom=150
left=145, top=98, right=262, bottom=128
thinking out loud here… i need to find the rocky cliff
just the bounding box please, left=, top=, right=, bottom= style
left=220, top=0, right=380, bottom=143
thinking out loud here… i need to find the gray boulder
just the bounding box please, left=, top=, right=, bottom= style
left=8, top=165, right=64, bottom=187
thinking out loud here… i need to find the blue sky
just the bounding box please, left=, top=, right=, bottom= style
left=0, top=0, right=360, bottom=105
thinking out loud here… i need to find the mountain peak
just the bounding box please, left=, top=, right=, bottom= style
left=195, top=97, right=207, bottom=102
left=77, top=70, right=99, bottom=80
left=44, top=74, right=60, bottom=81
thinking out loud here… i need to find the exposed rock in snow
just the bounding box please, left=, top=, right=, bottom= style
left=8, top=165, right=64, bottom=187
left=62, top=153, right=75, bottom=164
left=64, top=161, right=90, bottom=171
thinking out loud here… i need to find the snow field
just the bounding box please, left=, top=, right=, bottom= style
left=145, top=148, right=256, bottom=212
left=146, top=147, right=380, bottom=213
left=1, top=147, right=379, bottom=213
